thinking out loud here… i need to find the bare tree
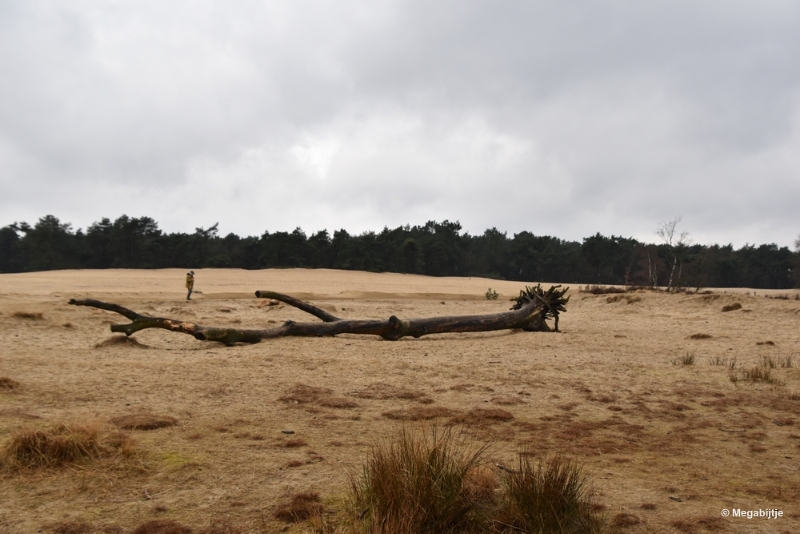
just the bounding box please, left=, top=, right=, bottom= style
left=656, top=216, right=691, bottom=291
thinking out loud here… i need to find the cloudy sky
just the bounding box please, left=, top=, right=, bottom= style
left=1, top=1, right=799, bottom=247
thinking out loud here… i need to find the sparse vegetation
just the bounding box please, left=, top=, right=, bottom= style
left=274, top=491, right=324, bottom=523
left=722, top=303, right=742, bottom=312
left=0, top=377, right=20, bottom=390
left=485, top=288, right=499, bottom=300
left=496, top=453, right=604, bottom=534
left=708, top=356, right=737, bottom=369
left=672, top=352, right=696, bottom=366
left=580, top=285, right=627, bottom=295
left=111, top=414, right=178, bottom=431
left=94, top=336, right=149, bottom=349
left=730, top=366, right=783, bottom=386
left=1, top=422, right=134, bottom=469
left=12, top=311, right=44, bottom=320
left=759, top=354, right=794, bottom=369
left=349, top=427, right=492, bottom=533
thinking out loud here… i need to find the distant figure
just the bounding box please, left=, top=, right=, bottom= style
left=186, top=271, right=195, bottom=300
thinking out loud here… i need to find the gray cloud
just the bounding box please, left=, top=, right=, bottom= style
left=1, top=1, right=798, bottom=246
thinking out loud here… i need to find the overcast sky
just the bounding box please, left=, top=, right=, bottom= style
left=1, top=1, right=799, bottom=247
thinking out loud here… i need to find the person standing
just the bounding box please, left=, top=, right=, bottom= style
left=186, top=271, right=195, bottom=300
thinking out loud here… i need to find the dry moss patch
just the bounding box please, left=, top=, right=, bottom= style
left=95, top=336, right=150, bottom=349
left=110, top=414, right=178, bottom=431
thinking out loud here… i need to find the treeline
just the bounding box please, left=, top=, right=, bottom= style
left=0, top=215, right=797, bottom=289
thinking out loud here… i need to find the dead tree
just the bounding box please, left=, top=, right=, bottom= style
left=69, top=285, right=568, bottom=346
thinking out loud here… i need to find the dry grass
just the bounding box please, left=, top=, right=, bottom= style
left=451, top=408, right=514, bottom=425
left=382, top=406, right=457, bottom=421
left=94, top=336, right=149, bottom=349
left=721, top=303, right=742, bottom=312
left=708, top=356, right=737, bottom=369
left=689, top=333, right=712, bottom=339
left=12, top=311, right=44, bottom=320
left=580, top=285, right=627, bottom=295
left=730, top=366, right=783, bottom=386
left=110, top=414, right=179, bottom=431
left=760, top=354, right=795, bottom=369
left=349, top=426, right=492, bottom=534
left=672, top=352, right=696, bottom=366
left=0, top=376, right=20, bottom=390
left=273, top=491, right=324, bottom=522
left=605, top=295, right=641, bottom=304
left=132, top=519, right=192, bottom=534
left=2, top=269, right=800, bottom=532
left=495, top=454, right=603, bottom=534
left=1, top=421, right=134, bottom=469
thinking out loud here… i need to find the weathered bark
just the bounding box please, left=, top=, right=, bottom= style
left=69, top=285, right=568, bottom=346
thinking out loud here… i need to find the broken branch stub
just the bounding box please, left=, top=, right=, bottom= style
left=68, top=286, right=567, bottom=345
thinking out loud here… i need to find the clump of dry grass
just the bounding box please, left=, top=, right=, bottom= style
left=610, top=512, right=640, bottom=527
left=319, top=397, right=359, bottom=409
left=94, top=336, right=149, bottom=349
left=730, top=366, right=783, bottom=386
left=722, top=303, right=742, bottom=312
left=495, top=454, right=603, bottom=534
left=351, top=382, right=432, bottom=403
left=111, top=414, right=178, bottom=431
left=274, top=491, right=324, bottom=522
left=757, top=340, right=775, bottom=346
left=349, top=426, right=492, bottom=533
left=0, top=377, right=20, bottom=391
left=451, top=408, right=514, bottom=426
left=284, top=438, right=308, bottom=448
left=1, top=422, right=134, bottom=470
left=708, top=356, right=737, bottom=369
left=672, top=352, right=696, bottom=366
left=12, top=311, right=44, bottom=320
left=581, top=285, right=627, bottom=295
left=280, top=384, right=333, bottom=404
left=132, top=519, right=192, bottom=534
left=382, top=406, right=456, bottom=421
left=759, top=354, right=794, bottom=369
left=49, top=520, right=95, bottom=534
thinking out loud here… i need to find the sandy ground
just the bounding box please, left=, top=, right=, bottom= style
left=1, top=268, right=799, bottom=533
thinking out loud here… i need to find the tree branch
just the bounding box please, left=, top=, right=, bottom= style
left=69, top=286, right=567, bottom=345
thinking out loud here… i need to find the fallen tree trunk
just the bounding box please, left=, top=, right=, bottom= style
left=69, top=285, right=568, bottom=346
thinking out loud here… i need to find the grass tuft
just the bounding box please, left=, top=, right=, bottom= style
left=94, top=336, right=149, bottom=349
left=132, top=519, right=193, bottom=534
left=1, top=422, right=134, bottom=469
left=759, top=354, right=794, bottom=369
left=580, top=285, right=627, bottom=295
left=730, top=366, right=783, bottom=386
left=12, top=311, right=44, bottom=320
left=450, top=408, right=514, bottom=426
left=496, top=453, right=603, bottom=534
left=0, top=377, right=20, bottom=391
left=111, top=414, right=178, bottom=431
left=485, top=288, right=499, bottom=300
left=672, top=352, right=696, bottom=366
left=690, top=333, right=712, bottom=340
left=708, top=356, right=737, bottom=369
left=350, top=426, right=492, bottom=533
left=274, top=491, right=324, bottom=523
